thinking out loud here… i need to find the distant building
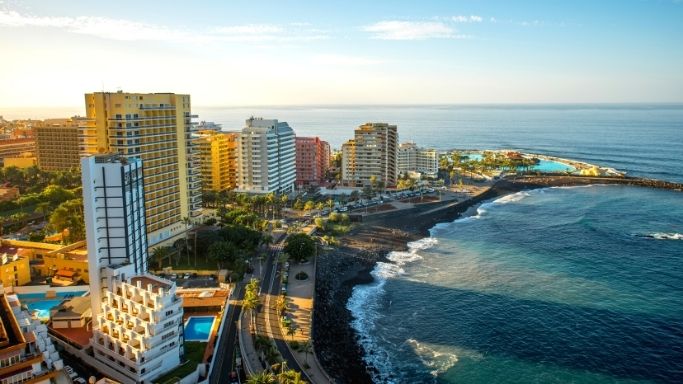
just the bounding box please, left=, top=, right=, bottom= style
left=2, top=154, right=37, bottom=169
left=35, top=117, right=84, bottom=170
left=0, top=243, right=31, bottom=287
left=194, top=130, right=239, bottom=192
left=0, top=286, right=60, bottom=383
left=82, top=154, right=184, bottom=383
left=80, top=91, right=201, bottom=247
left=295, top=137, right=330, bottom=188
left=0, top=187, right=20, bottom=202
left=397, top=142, right=438, bottom=178
left=0, top=138, right=35, bottom=167
left=341, top=122, right=398, bottom=188
left=237, top=117, right=296, bottom=194
left=195, top=121, right=222, bottom=132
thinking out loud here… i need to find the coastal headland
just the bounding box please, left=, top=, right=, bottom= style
left=313, top=174, right=683, bottom=383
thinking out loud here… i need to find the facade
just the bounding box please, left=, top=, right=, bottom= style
left=0, top=246, right=30, bottom=287
left=0, top=287, right=59, bottom=384
left=194, top=130, right=239, bottom=192
left=341, top=122, right=398, bottom=188
left=35, top=118, right=83, bottom=170
left=0, top=240, right=89, bottom=284
left=80, top=91, right=201, bottom=247
left=2, top=155, right=37, bottom=169
left=397, top=142, right=439, bottom=178
left=237, top=117, right=296, bottom=194
left=0, top=138, right=35, bottom=167
left=82, top=154, right=184, bottom=383
left=295, top=137, right=330, bottom=188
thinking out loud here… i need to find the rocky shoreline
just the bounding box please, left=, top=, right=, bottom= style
left=312, top=175, right=683, bottom=383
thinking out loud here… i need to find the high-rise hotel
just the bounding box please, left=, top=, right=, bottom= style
left=79, top=91, right=201, bottom=247
left=237, top=117, right=296, bottom=194
left=341, top=122, right=398, bottom=188
left=81, top=154, right=183, bottom=383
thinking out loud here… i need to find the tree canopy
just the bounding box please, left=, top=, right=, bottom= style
left=284, top=233, right=316, bottom=263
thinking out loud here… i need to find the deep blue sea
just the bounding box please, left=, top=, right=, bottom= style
left=195, top=105, right=683, bottom=383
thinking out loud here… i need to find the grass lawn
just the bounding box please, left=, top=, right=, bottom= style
left=153, top=341, right=207, bottom=384
left=170, top=257, right=218, bottom=271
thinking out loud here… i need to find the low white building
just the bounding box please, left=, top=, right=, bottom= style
left=91, top=275, right=184, bottom=383
left=237, top=117, right=296, bottom=194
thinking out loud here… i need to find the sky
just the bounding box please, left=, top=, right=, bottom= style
left=1, top=0, right=682, bottom=115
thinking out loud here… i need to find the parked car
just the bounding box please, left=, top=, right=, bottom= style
left=73, top=378, right=87, bottom=384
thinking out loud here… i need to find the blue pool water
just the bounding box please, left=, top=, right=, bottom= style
left=184, top=316, right=215, bottom=341
left=17, top=291, right=86, bottom=319
left=464, top=153, right=575, bottom=173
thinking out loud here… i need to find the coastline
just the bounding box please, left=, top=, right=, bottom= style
left=313, top=175, right=683, bottom=383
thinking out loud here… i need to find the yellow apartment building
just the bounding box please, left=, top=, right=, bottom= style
left=194, top=130, right=239, bottom=192
left=34, top=117, right=84, bottom=170
left=0, top=244, right=31, bottom=287
left=80, top=91, right=202, bottom=247
left=0, top=239, right=89, bottom=284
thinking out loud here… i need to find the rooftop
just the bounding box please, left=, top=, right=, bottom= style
left=51, top=296, right=91, bottom=319
left=178, top=289, right=229, bottom=309
left=129, top=275, right=172, bottom=292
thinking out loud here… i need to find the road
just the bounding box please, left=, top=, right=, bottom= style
left=255, top=242, right=314, bottom=383
left=209, top=282, right=244, bottom=384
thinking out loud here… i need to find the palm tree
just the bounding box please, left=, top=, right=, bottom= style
left=278, top=369, right=307, bottom=384
left=246, top=371, right=276, bottom=384
left=150, top=247, right=170, bottom=270
left=285, top=323, right=296, bottom=340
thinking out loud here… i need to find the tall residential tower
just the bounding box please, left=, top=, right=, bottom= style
left=237, top=117, right=296, bottom=194
left=295, top=137, right=330, bottom=188
left=79, top=91, right=201, bottom=247
left=81, top=154, right=184, bottom=383
left=341, top=122, right=398, bottom=188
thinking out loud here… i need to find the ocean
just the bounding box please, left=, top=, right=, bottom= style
left=195, top=105, right=683, bottom=383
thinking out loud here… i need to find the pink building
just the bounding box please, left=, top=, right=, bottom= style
left=295, top=137, right=330, bottom=187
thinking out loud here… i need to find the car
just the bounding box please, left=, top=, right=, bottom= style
left=63, top=366, right=74, bottom=374
left=73, top=378, right=87, bottom=384
left=183, top=273, right=191, bottom=279
left=281, top=286, right=287, bottom=293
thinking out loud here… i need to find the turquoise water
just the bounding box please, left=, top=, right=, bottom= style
left=17, top=291, right=86, bottom=319
left=348, top=186, right=683, bottom=383
left=184, top=316, right=215, bottom=341
left=464, top=153, right=575, bottom=173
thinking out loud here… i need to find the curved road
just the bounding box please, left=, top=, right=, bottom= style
left=257, top=242, right=314, bottom=382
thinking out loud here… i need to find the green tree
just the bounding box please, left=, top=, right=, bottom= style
left=284, top=233, right=315, bottom=263
left=246, top=371, right=276, bottom=384
left=303, top=200, right=315, bottom=211
left=293, top=199, right=304, bottom=210
left=49, top=198, right=85, bottom=244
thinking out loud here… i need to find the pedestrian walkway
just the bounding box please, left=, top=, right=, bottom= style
left=238, top=293, right=266, bottom=375
left=283, top=259, right=332, bottom=384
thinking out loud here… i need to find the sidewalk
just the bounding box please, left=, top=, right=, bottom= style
left=283, top=259, right=332, bottom=384
left=238, top=286, right=266, bottom=375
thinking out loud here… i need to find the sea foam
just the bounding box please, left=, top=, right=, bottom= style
left=347, top=236, right=438, bottom=383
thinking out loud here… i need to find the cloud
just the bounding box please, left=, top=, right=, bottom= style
left=362, top=21, right=464, bottom=40
left=311, top=54, right=384, bottom=66
left=451, top=15, right=483, bottom=23
left=0, top=9, right=327, bottom=42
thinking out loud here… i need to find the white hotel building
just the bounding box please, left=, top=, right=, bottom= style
left=82, top=154, right=183, bottom=383
left=397, top=142, right=439, bottom=178
left=237, top=117, right=296, bottom=194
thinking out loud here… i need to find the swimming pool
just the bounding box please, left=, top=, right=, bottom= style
left=17, top=291, right=87, bottom=320
left=463, top=153, right=575, bottom=173
left=184, top=316, right=215, bottom=341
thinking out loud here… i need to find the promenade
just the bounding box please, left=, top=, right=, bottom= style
left=239, top=243, right=332, bottom=384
